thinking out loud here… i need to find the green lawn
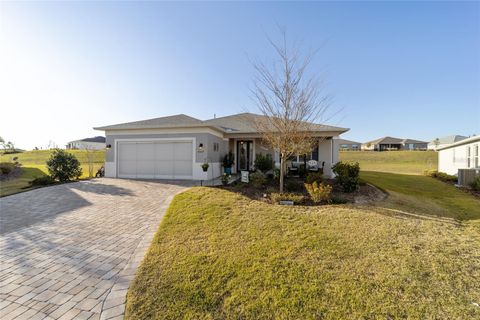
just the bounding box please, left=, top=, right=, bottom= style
left=126, top=150, right=480, bottom=319
left=126, top=187, right=480, bottom=319
left=361, top=171, right=480, bottom=221
left=340, top=150, right=437, bottom=175
left=0, top=150, right=105, bottom=197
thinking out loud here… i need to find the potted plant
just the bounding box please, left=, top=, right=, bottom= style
left=221, top=173, right=230, bottom=186
left=222, top=152, right=234, bottom=174
left=201, top=162, right=209, bottom=172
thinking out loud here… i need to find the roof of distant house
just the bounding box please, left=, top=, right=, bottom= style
left=437, top=135, right=479, bottom=151
left=401, top=138, right=428, bottom=144
left=363, top=136, right=427, bottom=145
left=363, top=136, right=404, bottom=145
left=94, top=112, right=349, bottom=134
left=428, top=135, right=468, bottom=145
left=69, top=136, right=106, bottom=143
left=337, top=138, right=361, bottom=145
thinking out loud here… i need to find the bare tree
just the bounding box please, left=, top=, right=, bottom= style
left=250, top=31, right=331, bottom=192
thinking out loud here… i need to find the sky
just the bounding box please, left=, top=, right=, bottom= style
left=0, top=1, right=479, bottom=150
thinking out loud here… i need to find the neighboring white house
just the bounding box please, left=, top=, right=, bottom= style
left=427, top=135, right=467, bottom=151
left=66, top=136, right=106, bottom=150
left=438, top=135, right=479, bottom=175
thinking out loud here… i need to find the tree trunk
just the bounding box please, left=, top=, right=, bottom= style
left=279, top=154, right=285, bottom=193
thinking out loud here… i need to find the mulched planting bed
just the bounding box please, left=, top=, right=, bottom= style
left=220, top=177, right=386, bottom=205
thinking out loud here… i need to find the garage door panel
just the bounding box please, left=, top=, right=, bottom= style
left=174, top=142, right=193, bottom=160
left=155, top=160, right=174, bottom=176
left=137, top=143, right=155, bottom=160
left=156, top=143, right=173, bottom=160
left=136, top=160, right=155, bottom=176
left=119, top=143, right=136, bottom=161
left=174, top=160, right=192, bottom=176
left=118, top=140, right=193, bottom=179
left=119, top=160, right=136, bottom=177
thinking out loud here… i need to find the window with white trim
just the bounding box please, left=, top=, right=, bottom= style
left=467, top=146, right=471, bottom=168
left=475, top=144, right=479, bottom=168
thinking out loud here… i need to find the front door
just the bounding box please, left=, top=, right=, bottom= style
left=237, top=140, right=253, bottom=171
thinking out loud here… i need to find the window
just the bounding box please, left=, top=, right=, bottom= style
left=213, top=142, right=219, bottom=152
left=467, top=146, right=471, bottom=168
left=475, top=144, right=479, bottom=168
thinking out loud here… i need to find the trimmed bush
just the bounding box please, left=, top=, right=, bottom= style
left=254, top=153, right=274, bottom=173
left=424, top=170, right=457, bottom=183
left=305, top=181, right=332, bottom=203
left=470, top=177, right=480, bottom=191
left=332, top=161, right=360, bottom=193
left=250, top=171, right=267, bottom=187
left=29, top=175, right=55, bottom=186
left=270, top=192, right=304, bottom=204
left=0, top=162, right=15, bottom=175
left=305, top=172, right=324, bottom=184
left=46, top=149, right=82, bottom=182
left=285, top=179, right=304, bottom=192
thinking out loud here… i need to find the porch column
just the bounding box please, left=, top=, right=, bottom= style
left=318, top=137, right=339, bottom=178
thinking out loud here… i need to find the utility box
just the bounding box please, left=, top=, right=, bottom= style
left=458, top=169, right=480, bottom=186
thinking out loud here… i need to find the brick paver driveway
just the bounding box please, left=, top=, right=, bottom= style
left=0, top=178, right=189, bottom=320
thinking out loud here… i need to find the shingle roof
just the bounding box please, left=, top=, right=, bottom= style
left=428, top=135, right=468, bottom=145
left=94, top=112, right=349, bottom=134
left=204, top=113, right=348, bottom=134
left=81, top=136, right=105, bottom=143
left=94, top=114, right=204, bottom=130
left=364, top=136, right=404, bottom=145
left=337, top=138, right=361, bottom=145
left=437, top=135, right=480, bottom=151
left=401, top=138, right=427, bottom=144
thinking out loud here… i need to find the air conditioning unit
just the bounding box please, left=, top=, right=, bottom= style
left=458, top=169, right=480, bottom=186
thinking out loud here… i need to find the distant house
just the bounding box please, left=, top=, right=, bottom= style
left=427, top=135, right=467, bottom=151
left=66, top=136, right=106, bottom=150
left=362, top=136, right=428, bottom=151
left=438, top=135, right=479, bottom=179
left=338, top=139, right=361, bottom=151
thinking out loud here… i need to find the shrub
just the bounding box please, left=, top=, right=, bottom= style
left=254, top=153, right=274, bottom=173
left=330, top=196, right=348, bottom=204
left=424, top=170, right=457, bottom=183
left=46, top=149, right=82, bottom=182
left=470, top=177, right=480, bottom=191
left=0, top=162, right=15, bottom=175
left=305, top=172, right=324, bottom=184
left=332, top=161, right=360, bottom=193
left=29, top=175, right=55, bottom=186
left=250, top=171, right=267, bottom=187
left=285, top=179, right=304, bottom=192
left=270, top=192, right=304, bottom=204
left=305, top=181, right=332, bottom=203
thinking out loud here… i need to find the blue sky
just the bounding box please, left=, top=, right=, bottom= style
left=1, top=1, right=479, bottom=149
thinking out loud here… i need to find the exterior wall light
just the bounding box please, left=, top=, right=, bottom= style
left=106, top=144, right=112, bottom=149
left=197, top=143, right=204, bottom=152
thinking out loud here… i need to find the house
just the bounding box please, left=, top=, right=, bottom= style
left=337, top=139, right=361, bottom=151
left=438, top=135, right=479, bottom=176
left=66, top=136, right=106, bottom=150
left=427, top=135, right=468, bottom=151
left=93, top=113, right=349, bottom=180
left=362, top=136, right=428, bottom=151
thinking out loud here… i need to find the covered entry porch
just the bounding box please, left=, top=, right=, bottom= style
left=226, top=137, right=340, bottom=178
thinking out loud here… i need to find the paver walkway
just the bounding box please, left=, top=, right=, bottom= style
left=0, top=178, right=188, bottom=319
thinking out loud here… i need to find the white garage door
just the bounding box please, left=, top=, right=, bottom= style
left=117, top=141, right=193, bottom=179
